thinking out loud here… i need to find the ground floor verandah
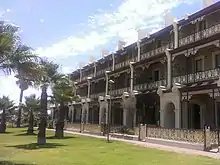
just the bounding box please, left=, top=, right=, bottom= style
left=51, top=85, right=220, bottom=131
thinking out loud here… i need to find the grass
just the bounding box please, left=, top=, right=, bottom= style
left=0, top=128, right=219, bottom=165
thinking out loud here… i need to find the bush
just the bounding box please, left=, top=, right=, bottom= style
left=47, top=120, right=53, bottom=129
left=116, top=126, right=135, bottom=135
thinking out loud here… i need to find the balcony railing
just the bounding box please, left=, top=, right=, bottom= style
left=90, top=69, right=220, bottom=99
left=75, top=22, right=220, bottom=83
left=134, top=79, right=167, bottom=91
left=115, top=57, right=138, bottom=70
left=179, top=23, right=220, bottom=47
left=78, top=42, right=173, bottom=82
left=141, top=42, right=173, bottom=60
left=172, top=68, right=220, bottom=84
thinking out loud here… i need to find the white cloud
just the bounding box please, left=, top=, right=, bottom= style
left=36, top=0, right=198, bottom=59
left=40, top=18, right=45, bottom=23
left=1, top=0, right=200, bottom=103
left=0, top=8, right=12, bottom=17
left=0, top=75, right=41, bottom=104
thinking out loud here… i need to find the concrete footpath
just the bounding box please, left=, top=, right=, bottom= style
left=62, top=130, right=220, bottom=160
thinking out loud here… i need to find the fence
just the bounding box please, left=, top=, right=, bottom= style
left=139, top=124, right=220, bottom=151
left=64, top=122, right=220, bottom=151
left=64, top=123, right=102, bottom=135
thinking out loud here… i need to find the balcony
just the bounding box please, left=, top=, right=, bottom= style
left=90, top=69, right=220, bottom=99
left=141, top=42, right=173, bottom=60
left=179, top=23, right=220, bottom=47
left=115, top=57, right=138, bottom=70
left=96, top=67, right=112, bottom=77
left=172, top=68, right=220, bottom=84
left=134, top=79, right=167, bottom=91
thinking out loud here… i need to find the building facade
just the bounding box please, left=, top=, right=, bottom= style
left=68, top=2, right=220, bottom=130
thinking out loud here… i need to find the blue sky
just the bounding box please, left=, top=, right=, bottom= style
left=0, top=0, right=218, bottom=103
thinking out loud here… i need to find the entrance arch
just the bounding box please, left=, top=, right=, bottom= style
left=164, top=102, right=175, bottom=128
left=189, top=103, right=201, bottom=129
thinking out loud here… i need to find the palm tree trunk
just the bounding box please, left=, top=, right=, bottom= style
left=0, top=109, right=6, bottom=133
left=37, top=85, right=47, bottom=145
left=55, top=102, right=65, bottom=138
left=16, top=89, right=24, bottom=128
left=27, top=109, right=34, bottom=135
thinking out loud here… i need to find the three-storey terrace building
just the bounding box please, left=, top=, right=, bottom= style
left=68, top=1, right=220, bottom=130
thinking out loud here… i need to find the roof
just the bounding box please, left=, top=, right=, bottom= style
left=72, top=1, right=220, bottom=74
left=178, top=1, right=220, bottom=27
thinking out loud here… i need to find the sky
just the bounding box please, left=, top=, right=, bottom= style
left=0, top=0, right=219, bottom=104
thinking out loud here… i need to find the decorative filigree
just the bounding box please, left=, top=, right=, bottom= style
left=172, top=85, right=179, bottom=93
left=146, top=126, right=205, bottom=144
left=160, top=58, right=166, bottom=64
left=157, top=87, right=163, bottom=96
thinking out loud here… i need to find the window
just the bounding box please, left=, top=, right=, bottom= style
left=156, top=39, right=161, bottom=48
left=153, top=70, right=160, bottom=81
left=198, top=20, right=206, bottom=31
left=195, top=58, right=203, bottom=72
left=215, top=54, right=220, bottom=68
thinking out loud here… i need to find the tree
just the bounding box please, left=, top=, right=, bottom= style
left=37, top=60, right=60, bottom=145
left=51, top=74, right=75, bottom=138
left=0, top=96, right=15, bottom=133
left=7, top=44, right=40, bottom=128
left=0, top=21, right=41, bottom=128
left=23, top=94, right=40, bottom=135
left=0, top=21, right=19, bottom=65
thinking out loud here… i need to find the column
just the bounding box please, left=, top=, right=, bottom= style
left=105, top=101, right=109, bottom=124
left=182, top=101, right=188, bottom=128
left=137, top=41, right=141, bottom=62
left=215, top=101, right=218, bottom=128
left=175, top=109, right=180, bottom=128
left=111, top=107, right=115, bottom=125
left=112, top=53, right=115, bottom=71
left=123, top=108, right=127, bottom=126
left=133, top=109, right=137, bottom=127
left=165, top=50, right=172, bottom=89
left=51, top=109, right=54, bottom=121
left=68, top=105, right=72, bottom=122
left=86, top=103, right=89, bottom=123
left=173, top=21, right=178, bottom=49
left=81, top=103, right=85, bottom=123
left=98, top=100, right=105, bottom=124
left=99, top=105, right=102, bottom=125
left=71, top=105, right=74, bottom=123
left=160, top=109, right=165, bottom=127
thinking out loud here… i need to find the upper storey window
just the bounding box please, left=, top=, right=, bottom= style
left=198, top=20, right=207, bottom=32
left=195, top=58, right=203, bottom=72
left=215, top=54, right=220, bottom=68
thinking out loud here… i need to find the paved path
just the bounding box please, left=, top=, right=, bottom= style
left=63, top=130, right=220, bottom=160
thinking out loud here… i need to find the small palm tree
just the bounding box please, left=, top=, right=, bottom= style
left=0, top=96, right=15, bottom=133
left=37, top=59, right=60, bottom=145
left=51, top=74, right=75, bottom=138
left=23, top=94, right=40, bottom=135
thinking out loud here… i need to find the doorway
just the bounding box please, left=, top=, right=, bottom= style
left=189, top=104, right=201, bottom=129
left=164, top=102, right=175, bottom=128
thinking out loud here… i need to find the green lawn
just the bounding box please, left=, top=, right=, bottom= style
left=0, top=128, right=219, bottom=165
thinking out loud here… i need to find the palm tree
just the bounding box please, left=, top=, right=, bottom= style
left=23, top=94, right=40, bottom=135
left=0, top=96, right=15, bottom=133
left=0, top=21, right=41, bottom=128
left=51, top=75, right=75, bottom=138
left=0, top=21, right=19, bottom=65
left=37, top=60, right=60, bottom=145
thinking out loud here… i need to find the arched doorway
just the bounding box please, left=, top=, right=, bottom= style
left=189, top=103, right=201, bottom=129
left=164, top=102, right=175, bottom=128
